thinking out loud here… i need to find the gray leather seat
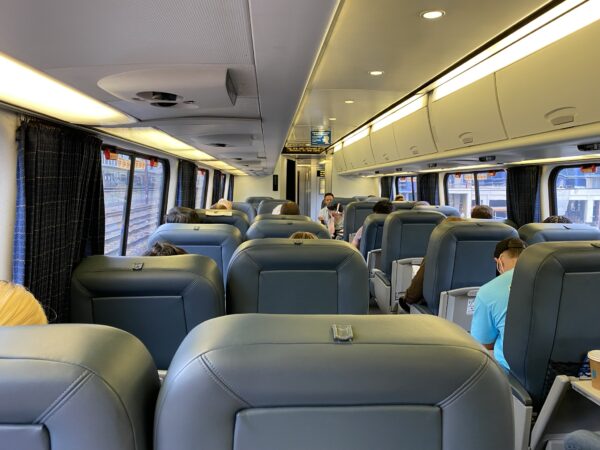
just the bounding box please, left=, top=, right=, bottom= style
left=329, top=196, right=354, bottom=208
left=254, top=213, right=311, bottom=222
left=232, top=201, right=256, bottom=222
left=155, top=314, right=514, bottom=450
left=245, top=196, right=273, bottom=212
left=226, top=239, right=368, bottom=314
left=392, top=201, right=416, bottom=210
left=358, top=213, right=388, bottom=259
left=518, top=222, right=600, bottom=245
left=148, top=223, right=242, bottom=281
left=196, top=209, right=249, bottom=238
left=246, top=219, right=330, bottom=239
left=0, top=324, right=159, bottom=450
left=344, top=201, right=379, bottom=241
left=257, top=199, right=290, bottom=215
left=419, top=221, right=518, bottom=315
left=71, top=254, right=224, bottom=369
left=414, top=204, right=461, bottom=217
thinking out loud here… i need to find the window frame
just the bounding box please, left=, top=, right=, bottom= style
left=444, top=169, right=507, bottom=216
left=394, top=175, right=417, bottom=200
left=549, top=162, right=600, bottom=216
left=101, top=146, right=169, bottom=256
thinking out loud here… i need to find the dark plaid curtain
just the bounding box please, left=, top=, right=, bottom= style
left=417, top=174, right=439, bottom=205
left=507, top=166, right=541, bottom=227
left=176, top=160, right=197, bottom=208
left=227, top=175, right=234, bottom=201
left=211, top=169, right=223, bottom=204
left=380, top=176, right=393, bottom=200
left=17, top=119, right=105, bottom=322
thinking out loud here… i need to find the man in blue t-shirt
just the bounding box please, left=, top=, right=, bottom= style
left=471, top=237, right=527, bottom=371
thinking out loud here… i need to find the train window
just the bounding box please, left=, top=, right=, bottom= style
left=445, top=170, right=506, bottom=218
left=195, top=168, right=208, bottom=209
left=395, top=176, right=417, bottom=201
left=551, top=165, right=600, bottom=226
left=101, top=149, right=168, bottom=256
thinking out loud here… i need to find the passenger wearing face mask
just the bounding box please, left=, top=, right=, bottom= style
left=470, top=237, right=527, bottom=371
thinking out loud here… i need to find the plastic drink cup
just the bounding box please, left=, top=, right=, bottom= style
left=588, top=350, right=600, bottom=389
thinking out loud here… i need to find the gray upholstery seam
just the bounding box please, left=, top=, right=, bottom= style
left=35, top=371, right=92, bottom=423
left=437, top=355, right=488, bottom=408
left=199, top=355, right=252, bottom=406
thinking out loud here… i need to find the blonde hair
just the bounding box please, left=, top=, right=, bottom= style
left=0, top=281, right=48, bottom=326
left=290, top=231, right=317, bottom=239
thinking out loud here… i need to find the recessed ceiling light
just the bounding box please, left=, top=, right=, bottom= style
left=369, top=70, right=384, bottom=76
left=329, top=117, right=337, bottom=121
left=344, top=100, right=355, bottom=104
left=421, top=10, right=445, bottom=20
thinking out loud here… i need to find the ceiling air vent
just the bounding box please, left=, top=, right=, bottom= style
left=135, top=91, right=182, bottom=108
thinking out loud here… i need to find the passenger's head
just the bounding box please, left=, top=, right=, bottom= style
left=280, top=202, right=300, bottom=215
left=323, top=193, right=334, bottom=207
left=290, top=231, right=317, bottom=239
left=543, top=215, right=572, bottom=224
left=165, top=206, right=200, bottom=223
left=373, top=200, right=393, bottom=214
left=493, top=238, right=527, bottom=274
left=394, top=194, right=405, bottom=201
left=216, top=198, right=232, bottom=210
left=210, top=203, right=228, bottom=210
left=143, top=242, right=188, bottom=257
left=0, top=281, right=47, bottom=326
left=442, top=216, right=464, bottom=224
left=471, top=205, right=494, bottom=219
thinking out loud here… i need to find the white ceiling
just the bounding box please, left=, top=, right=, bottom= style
left=289, top=0, right=550, bottom=146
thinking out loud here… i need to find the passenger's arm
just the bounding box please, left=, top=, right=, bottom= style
left=404, top=262, right=425, bottom=304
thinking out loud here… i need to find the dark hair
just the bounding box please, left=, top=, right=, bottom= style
left=165, top=206, right=201, bottom=224
left=280, top=202, right=300, bottom=215
left=394, top=194, right=405, bottom=201
left=373, top=200, right=393, bottom=214
left=471, top=205, right=494, bottom=219
left=543, top=215, right=572, bottom=224
left=324, top=193, right=334, bottom=199
left=143, top=242, right=188, bottom=257
left=494, top=238, right=526, bottom=259
left=290, top=231, right=317, bottom=239
left=327, top=202, right=344, bottom=212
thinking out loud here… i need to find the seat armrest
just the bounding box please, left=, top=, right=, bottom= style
left=446, top=286, right=480, bottom=298
left=367, top=249, right=382, bottom=273
left=372, top=269, right=390, bottom=287
left=508, top=372, right=533, bottom=407
left=395, top=257, right=424, bottom=266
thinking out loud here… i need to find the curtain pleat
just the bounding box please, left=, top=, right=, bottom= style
left=380, top=176, right=393, bottom=200
left=212, top=169, right=223, bottom=204
left=506, top=166, right=541, bottom=227
left=19, top=119, right=105, bottom=322
left=417, top=174, right=439, bottom=205
left=227, top=175, right=234, bottom=201
left=175, top=160, right=197, bottom=208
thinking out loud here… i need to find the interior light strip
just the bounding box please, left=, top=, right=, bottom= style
left=511, top=153, right=600, bottom=165
left=418, top=163, right=498, bottom=173
left=371, top=95, right=427, bottom=132
left=0, top=51, right=134, bottom=126
left=333, top=143, right=343, bottom=153
left=343, top=128, right=370, bottom=147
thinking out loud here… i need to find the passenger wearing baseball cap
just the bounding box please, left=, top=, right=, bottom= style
left=471, top=237, right=527, bottom=371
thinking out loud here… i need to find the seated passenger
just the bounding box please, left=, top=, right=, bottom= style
left=209, top=203, right=229, bottom=210
left=143, top=242, right=188, bottom=256
left=165, top=206, right=201, bottom=223
left=318, top=193, right=343, bottom=236
left=400, top=217, right=464, bottom=310
left=0, top=281, right=48, bottom=326
left=471, top=237, right=527, bottom=371
left=543, top=215, right=572, bottom=223
left=352, top=200, right=393, bottom=248
left=289, top=231, right=317, bottom=239
left=564, top=430, right=600, bottom=450
left=394, top=194, right=405, bottom=201
left=280, top=201, right=300, bottom=215
left=471, top=204, right=494, bottom=219
left=216, top=198, right=232, bottom=210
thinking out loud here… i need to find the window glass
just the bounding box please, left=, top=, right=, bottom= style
left=476, top=170, right=507, bottom=218
left=101, top=153, right=131, bottom=256
left=126, top=158, right=165, bottom=256
left=195, top=169, right=207, bottom=209
left=396, top=176, right=417, bottom=201
left=554, top=166, right=600, bottom=226
left=446, top=173, right=476, bottom=217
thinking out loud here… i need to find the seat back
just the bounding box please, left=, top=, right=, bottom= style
left=344, top=201, right=377, bottom=241
left=257, top=199, right=290, bottom=215
left=232, top=201, right=256, bottom=222
left=518, top=222, right=600, bottom=245
left=0, top=324, right=159, bottom=450
left=392, top=201, right=416, bottom=210
left=148, top=223, right=242, bottom=281
left=246, top=219, right=330, bottom=239
left=254, top=213, right=311, bottom=222
left=196, top=209, right=249, bottom=238
left=358, top=214, right=388, bottom=259
left=71, top=254, right=224, bottom=369
left=381, top=210, right=446, bottom=276
left=155, top=314, right=514, bottom=450
left=330, top=196, right=354, bottom=208
left=505, top=241, right=600, bottom=409
left=246, top=196, right=273, bottom=212
left=227, top=239, right=368, bottom=314
left=414, top=205, right=461, bottom=217
left=423, top=221, right=518, bottom=314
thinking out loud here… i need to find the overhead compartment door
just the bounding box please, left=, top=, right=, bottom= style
left=343, top=136, right=375, bottom=170
left=429, top=74, right=507, bottom=151
left=393, top=106, right=438, bottom=159
left=333, top=149, right=347, bottom=173
left=496, top=20, right=600, bottom=139
left=370, top=126, right=399, bottom=164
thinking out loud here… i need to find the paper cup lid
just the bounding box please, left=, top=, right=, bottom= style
left=588, top=350, right=600, bottom=362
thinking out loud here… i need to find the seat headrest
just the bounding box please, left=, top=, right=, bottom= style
left=413, top=205, right=461, bottom=217
left=195, top=209, right=249, bottom=237
left=149, top=223, right=242, bottom=246
left=343, top=201, right=381, bottom=241
left=254, top=214, right=311, bottom=222
left=232, top=202, right=256, bottom=222
left=247, top=219, right=330, bottom=239
left=392, top=201, right=416, bottom=210
left=518, top=222, right=600, bottom=244
left=358, top=213, right=388, bottom=258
